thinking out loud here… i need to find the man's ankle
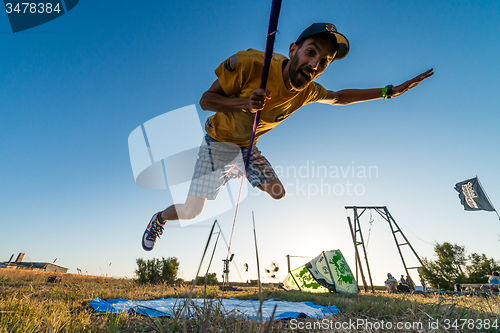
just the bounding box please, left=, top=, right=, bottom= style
left=158, top=212, right=166, bottom=224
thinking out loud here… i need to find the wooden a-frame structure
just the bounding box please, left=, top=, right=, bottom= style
left=346, top=206, right=424, bottom=293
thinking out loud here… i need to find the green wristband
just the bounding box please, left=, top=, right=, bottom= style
left=382, top=85, right=393, bottom=100
left=386, top=85, right=393, bottom=99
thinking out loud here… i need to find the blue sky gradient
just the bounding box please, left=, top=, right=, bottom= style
left=1, top=0, right=499, bottom=283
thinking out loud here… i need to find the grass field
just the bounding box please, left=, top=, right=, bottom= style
left=1, top=268, right=499, bottom=332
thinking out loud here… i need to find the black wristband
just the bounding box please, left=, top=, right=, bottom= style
left=386, top=85, right=394, bottom=99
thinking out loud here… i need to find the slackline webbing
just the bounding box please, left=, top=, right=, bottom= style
left=226, top=0, right=283, bottom=260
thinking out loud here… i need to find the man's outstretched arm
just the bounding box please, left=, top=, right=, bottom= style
left=319, top=68, right=433, bottom=105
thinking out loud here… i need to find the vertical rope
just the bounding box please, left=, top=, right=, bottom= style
left=226, top=0, right=283, bottom=261
left=226, top=176, right=246, bottom=260
left=244, top=0, right=283, bottom=175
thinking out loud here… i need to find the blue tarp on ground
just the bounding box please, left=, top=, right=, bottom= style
left=89, top=297, right=339, bottom=320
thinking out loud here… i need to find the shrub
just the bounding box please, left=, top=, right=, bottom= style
left=135, top=257, right=179, bottom=284
left=195, top=272, right=219, bottom=286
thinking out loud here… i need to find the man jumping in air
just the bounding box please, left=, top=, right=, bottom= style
left=142, top=22, right=433, bottom=251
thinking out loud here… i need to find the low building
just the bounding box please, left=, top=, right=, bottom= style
left=0, top=253, right=68, bottom=273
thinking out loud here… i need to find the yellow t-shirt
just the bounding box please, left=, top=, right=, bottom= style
left=205, top=48, right=327, bottom=147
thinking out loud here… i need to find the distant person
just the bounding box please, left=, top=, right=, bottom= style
left=385, top=273, right=397, bottom=293
left=489, top=271, right=500, bottom=284
left=419, top=274, right=427, bottom=291
left=482, top=271, right=500, bottom=293
left=140, top=22, right=433, bottom=251
left=397, top=275, right=410, bottom=292
left=406, top=275, right=414, bottom=289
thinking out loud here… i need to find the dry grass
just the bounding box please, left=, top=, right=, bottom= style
left=1, top=268, right=500, bottom=332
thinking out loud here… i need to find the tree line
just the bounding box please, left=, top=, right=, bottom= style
left=134, top=257, right=219, bottom=285
left=420, top=242, right=499, bottom=290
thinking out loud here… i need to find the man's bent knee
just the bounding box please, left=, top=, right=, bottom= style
left=270, top=185, right=285, bottom=200
left=270, top=189, right=285, bottom=200
left=258, top=181, right=285, bottom=200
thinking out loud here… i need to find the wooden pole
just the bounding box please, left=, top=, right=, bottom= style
left=348, top=216, right=368, bottom=292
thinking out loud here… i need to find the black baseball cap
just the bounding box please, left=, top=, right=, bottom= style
left=296, top=23, right=350, bottom=60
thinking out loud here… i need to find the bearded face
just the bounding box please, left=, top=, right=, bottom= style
left=287, top=37, right=337, bottom=91
left=288, top=53, right=313, bottom=91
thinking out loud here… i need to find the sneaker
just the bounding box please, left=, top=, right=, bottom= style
left=142, top=212, right=165, bottom=251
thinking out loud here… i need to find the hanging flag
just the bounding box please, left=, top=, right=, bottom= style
left=454, top=177, right=496, bottom=212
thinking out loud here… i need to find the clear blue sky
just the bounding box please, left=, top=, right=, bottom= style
left=1, top=0, right=499, bottom=284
